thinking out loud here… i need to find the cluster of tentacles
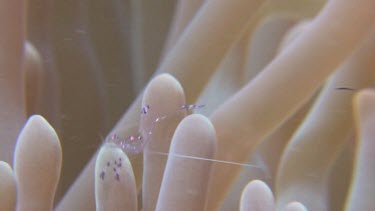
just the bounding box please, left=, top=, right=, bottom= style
left=1, top=0, right=375, bottom=210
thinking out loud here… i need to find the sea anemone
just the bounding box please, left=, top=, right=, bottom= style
left=1, top=0, right=375, bottom=210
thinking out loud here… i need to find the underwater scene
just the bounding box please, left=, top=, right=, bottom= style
left=1, top=0, right=375, bottom=210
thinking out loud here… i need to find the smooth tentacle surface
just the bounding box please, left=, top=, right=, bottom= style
left=0, top=161, right=16, bottom=211
left=0, top=0, right=26, bottom=164
left=276, top=29, right=375, bottom=210
left=14, top=115, right=62, bottom=211
left=95, top=144, right=137, bottom=211
left=208, top=0, right=375, bottom=208
left=345, top=89, right=375, bottom=210
left=4, top=1, right=375, bottom=210
left=240, top=180, right=275, bottom=211
left=156, top=114, right=217, bottom=211
left=141, top=74, right=186, bottom=211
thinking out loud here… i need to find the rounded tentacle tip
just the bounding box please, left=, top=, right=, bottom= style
left=143, top=73, right=185, bottom=103
left=282, top=201, right=308, bottom=211
left=14, top=114, right=61, bottom=165
left=12, top=114, right=61, bottom=210
left=172, top=113, right=217, bottom=157
left=19, top=114, right=58, bottom=139
left=0, top=160, right=13, bottom=171
left=95, top=144, right=137, bottom=211
left=240, top=180, right=275, bottom=211
left=0, top=161, right=16, bottom=211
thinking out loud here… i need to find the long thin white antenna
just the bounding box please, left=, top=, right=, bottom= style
left=146, top=150, right=263, bottom=169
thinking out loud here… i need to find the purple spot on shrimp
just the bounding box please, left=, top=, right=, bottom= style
left=181, top=104, right=205, bottom=110
left=115, top=173, right=120, bottom=181
left=100, top=171, right=105, bottom=180
left=141, top=105, right=150, bottom=114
